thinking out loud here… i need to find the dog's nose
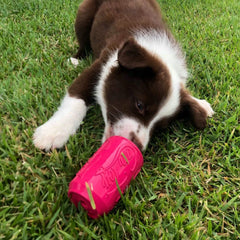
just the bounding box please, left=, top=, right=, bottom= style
left=129, top=132, right=143, bottom=151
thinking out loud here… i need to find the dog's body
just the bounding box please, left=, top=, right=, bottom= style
left=33, top=0, right=214, bottom=151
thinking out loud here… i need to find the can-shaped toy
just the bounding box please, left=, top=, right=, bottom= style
left=68, top=136, right=143, bottom=219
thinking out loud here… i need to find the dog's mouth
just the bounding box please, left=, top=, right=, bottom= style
left=129, top=132, right=144, bottom=150
left=103, top=125, right=144, bottom=151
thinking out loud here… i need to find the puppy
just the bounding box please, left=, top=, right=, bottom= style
left=33, top=0, right=214, bottom=151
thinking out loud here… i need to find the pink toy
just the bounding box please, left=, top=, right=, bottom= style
left=68, top=136, right=143, bottom=219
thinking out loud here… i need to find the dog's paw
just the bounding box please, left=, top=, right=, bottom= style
left=68, top=57, right=80, bottom=67
left=191, top=97, right=214, bottom=117
left=188, top=97, right=215, bottom=130
left=33, top=94, right=87, bottom=151
left=197, top=99, right=214, bottom=117
left=33, top=120, right=71, bottom=151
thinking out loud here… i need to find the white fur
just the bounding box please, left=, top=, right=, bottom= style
left=95, top=51, right=118, bottom=125
left=135, top=29, right=188, bottom=85
left=68, top=57, right=80, bottom=67
left=134, top=29, right=188, bottom=127
left=33, top=94, right=87, bottom=151
left=122, top=30, right=186, bottom=148
left=112, top=117, right=149, bottom=149
left=135, top=30, right=214, bottom=129
left=191, top=97, right=215, bottom=117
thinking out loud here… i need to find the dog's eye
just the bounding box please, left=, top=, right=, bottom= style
left=135, top=100, right=145, bottom=114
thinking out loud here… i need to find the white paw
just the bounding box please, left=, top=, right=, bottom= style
left=193, top=98, right=215, bottom=117
left=68, top=57, right=80, bottom=67
left=33, top=119, right=71, bottom=151
left=33, top=94, right=87, bottom=151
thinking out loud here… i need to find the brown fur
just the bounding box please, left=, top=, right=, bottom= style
left=75, top=0, right=171, bottom=59
left=105, top=38, right=171, bottom=126
left=33, top=0, right=213, bottom=152
left=179, top=87, right=208, bottom=129
left=69, top=0, right=211, bottom=141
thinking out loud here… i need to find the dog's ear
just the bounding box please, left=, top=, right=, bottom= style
left=118, top=39, right=150, bottom=70
left=180, top=87, right=214, bottom=129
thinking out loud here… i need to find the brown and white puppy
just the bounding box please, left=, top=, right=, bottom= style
left=33, top=0, right=214, bottom=151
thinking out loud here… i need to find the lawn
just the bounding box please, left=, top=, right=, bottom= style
left=0, top=0, right=240, bottom=239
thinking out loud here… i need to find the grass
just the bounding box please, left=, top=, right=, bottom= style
left=0, top=0, right=239, bottom=239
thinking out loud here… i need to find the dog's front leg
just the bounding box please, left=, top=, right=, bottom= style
left=33, top=60, right=102, bottom=151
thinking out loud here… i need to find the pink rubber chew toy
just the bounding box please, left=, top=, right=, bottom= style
left=68, top=136, right=143, bottom=219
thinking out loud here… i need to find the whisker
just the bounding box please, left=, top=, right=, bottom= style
left=107, top=104, right=122, bottom=122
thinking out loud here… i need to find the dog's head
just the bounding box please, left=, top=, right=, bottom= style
left=97, top=37, right=211, bottom=150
